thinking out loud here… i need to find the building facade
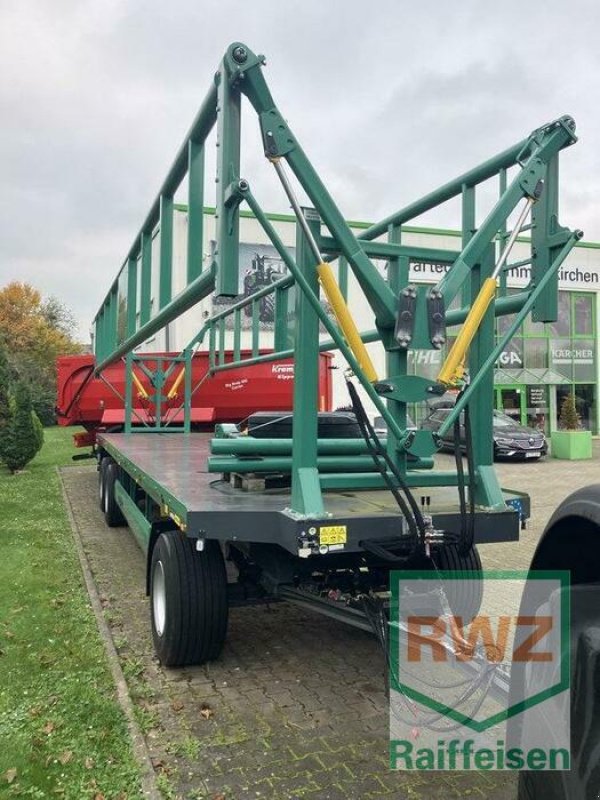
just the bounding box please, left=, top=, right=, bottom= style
left=137, top=207, right=600, bottom=435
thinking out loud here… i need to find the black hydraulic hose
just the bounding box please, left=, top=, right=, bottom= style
left=346, top=380, right=425, bottom=547
left=452, top=389, right=476, bottom=555
left=461, top=401, right=476, bottom=554
left=453, top=411, right=468, bottom=548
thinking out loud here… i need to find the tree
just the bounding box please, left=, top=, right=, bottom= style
left=0, top=282, right=83, bottom=425
left=0, top=337, right=10, bottom=433
left=0, top=381, right=39, bottom=472
left=558, top=392, right=580, bottom=431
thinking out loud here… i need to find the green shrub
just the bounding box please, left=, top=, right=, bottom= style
left=0, top=381, right=40, bottom=472
left=32, top=409, right=44, bottom=454
left=0, top=338, right=9, bottom=433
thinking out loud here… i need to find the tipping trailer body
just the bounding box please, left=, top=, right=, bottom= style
left=56, top=351, right=333, bottom=444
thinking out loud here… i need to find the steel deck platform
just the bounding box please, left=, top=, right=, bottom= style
left=98, top=432, right=525, bottom=555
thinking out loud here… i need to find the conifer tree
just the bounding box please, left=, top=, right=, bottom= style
left=0, top=381, right=39, bottom=472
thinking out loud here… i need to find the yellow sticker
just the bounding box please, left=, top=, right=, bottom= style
left=319, top=525, right=347, bottom=545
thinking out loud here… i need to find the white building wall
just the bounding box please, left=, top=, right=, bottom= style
left=137, top=208, right=600, bottom=415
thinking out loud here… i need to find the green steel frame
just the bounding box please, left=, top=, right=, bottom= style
left=92, top=42, right=581, bottom=519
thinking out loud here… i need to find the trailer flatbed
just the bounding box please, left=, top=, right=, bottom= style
left=98, top=432, right=526, bottom=554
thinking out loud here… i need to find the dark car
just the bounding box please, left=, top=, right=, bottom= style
left=420, top=407, right=547, bottom=461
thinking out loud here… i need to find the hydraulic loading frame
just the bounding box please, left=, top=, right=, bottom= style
left=93, top=42, right=580, bottom=558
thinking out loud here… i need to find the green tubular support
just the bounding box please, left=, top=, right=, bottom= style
left=290, top=210, right=323, bottom=516
left=187, top=140, right=204, bottom=284
left=215, top=64, right=241, bottom=297
left=140, top=232, right=152, bottom=326
left=211, top=438, right=391, bottom=456
left=159, top=194, right=174, bottom=309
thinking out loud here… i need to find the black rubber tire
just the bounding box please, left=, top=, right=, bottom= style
left=98, top=456, right=109, bottom=511
left=103, top=460, right=126, bottom=527
left=150, top=533, right=228, bottom=667
left=516, top=585, right=600, bottom=799
left=431, top=544, right=483, bottom=622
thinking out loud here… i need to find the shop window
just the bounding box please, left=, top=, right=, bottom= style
left=549, top=338, right=573, bottom=381
left=524, top=313, right=545, bottom=336
left=496, top=337, right=523, bottom=370
left=524, top=337, right=548, bottom=369
left=557, top=385, right=595, bottom=431
left=573, top=294, right=593, bottom=336
left=546, top=292, right=570, bottom=337
left=572, top=339, right=595, bottom=382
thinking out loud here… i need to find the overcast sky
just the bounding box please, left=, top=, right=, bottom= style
left=1, top=0, right=599, bottom=341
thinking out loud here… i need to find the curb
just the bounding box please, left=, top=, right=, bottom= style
left=58, top=466, right=161, bottom=800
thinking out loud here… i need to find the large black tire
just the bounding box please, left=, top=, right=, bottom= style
left=150, top=533, right=228, bottom=667
left=98, top=456, right=109, bottom=511
left=517, top=584, right=600, bottom=799
left=103, top=460, right=126, bottom=527
left=431, top=544, right=483, bottom=623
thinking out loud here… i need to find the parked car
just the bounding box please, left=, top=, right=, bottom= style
left=421, top=407, right=548, bottom=461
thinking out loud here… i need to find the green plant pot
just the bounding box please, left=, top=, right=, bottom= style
left=551, top=430, right=593, bottom=460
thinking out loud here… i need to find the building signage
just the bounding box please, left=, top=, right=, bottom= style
left=550, top=346, right=593, bottom=365
left=409, top=261, right=599, bottom=292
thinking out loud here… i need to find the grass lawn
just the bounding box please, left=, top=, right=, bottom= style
left=0, top=427, right=144, bottom=799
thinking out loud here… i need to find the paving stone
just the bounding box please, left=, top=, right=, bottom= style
left=62, top=449, right=600, bottom=799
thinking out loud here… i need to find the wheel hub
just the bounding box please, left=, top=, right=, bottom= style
left=152, top=560, right=167, bottom=636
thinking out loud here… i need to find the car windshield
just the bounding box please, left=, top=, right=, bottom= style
left=493, top=411, right=519, bottom=428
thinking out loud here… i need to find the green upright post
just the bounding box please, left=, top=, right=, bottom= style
left=187, top=140, right=204, bottom=284
left=338, top=255, right=348, bottom=301
left=470, top=244, right=504, bottom=508
left=386, top=224, right=407, bottom=476
left=460, top=186, right=503, bottom=507
left=126, top=257, right=137, bottom=337
left=291, top=209, right=324, bottom=516
left=274, top=286, right=289, bottom=352
left=184, top=349, right=192, bottom=433
left=125, top=351, right=134, bottom=434
left=140, top=232, right=152, bottom=325
left=531, top=156, right=560, bottom=323
left=215, top=69, right=241, bottom=297
left=159, top=194, right=173, bottom=309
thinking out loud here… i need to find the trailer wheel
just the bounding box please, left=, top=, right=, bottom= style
left=98, top=456, right=109, bottom=511
left=150, top=533, right=228, bottom=667
left=431, top=544, right=483, bottom=622
left=103, top=460, right=125, bottom=527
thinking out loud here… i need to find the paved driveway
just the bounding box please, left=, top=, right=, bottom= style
left=61, top=445, right=600, bottom=799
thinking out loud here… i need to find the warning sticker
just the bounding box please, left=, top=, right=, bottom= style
left=319, top=525, right=347, bottom=546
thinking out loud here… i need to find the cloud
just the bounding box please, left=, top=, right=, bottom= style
left=1, top=0, right=599, bottom=341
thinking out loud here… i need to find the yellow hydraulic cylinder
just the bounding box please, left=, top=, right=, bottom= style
left=167, top=366, right=185, bottom=400
left=437, top=277, right=497, bottom=387
left=132, top=369, right=149, bottom=400
left=317, top=262, right=378, bottom=383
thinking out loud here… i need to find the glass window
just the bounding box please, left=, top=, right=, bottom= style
left=572, top=339, right=595, bottom=382
left=496, top=338, right=523, bottom=369
left=549, top=338, right=573, bottom=381
left=524, top=314, right=545, bottom=336
left=546, top=292, right=570, bottom=337
left=524, top=338, right=548, bottom=369
left=573, top=295, right=593, bottom=336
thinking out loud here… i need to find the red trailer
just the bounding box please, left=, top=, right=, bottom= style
left=56, top=351, right=333, bottom=447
